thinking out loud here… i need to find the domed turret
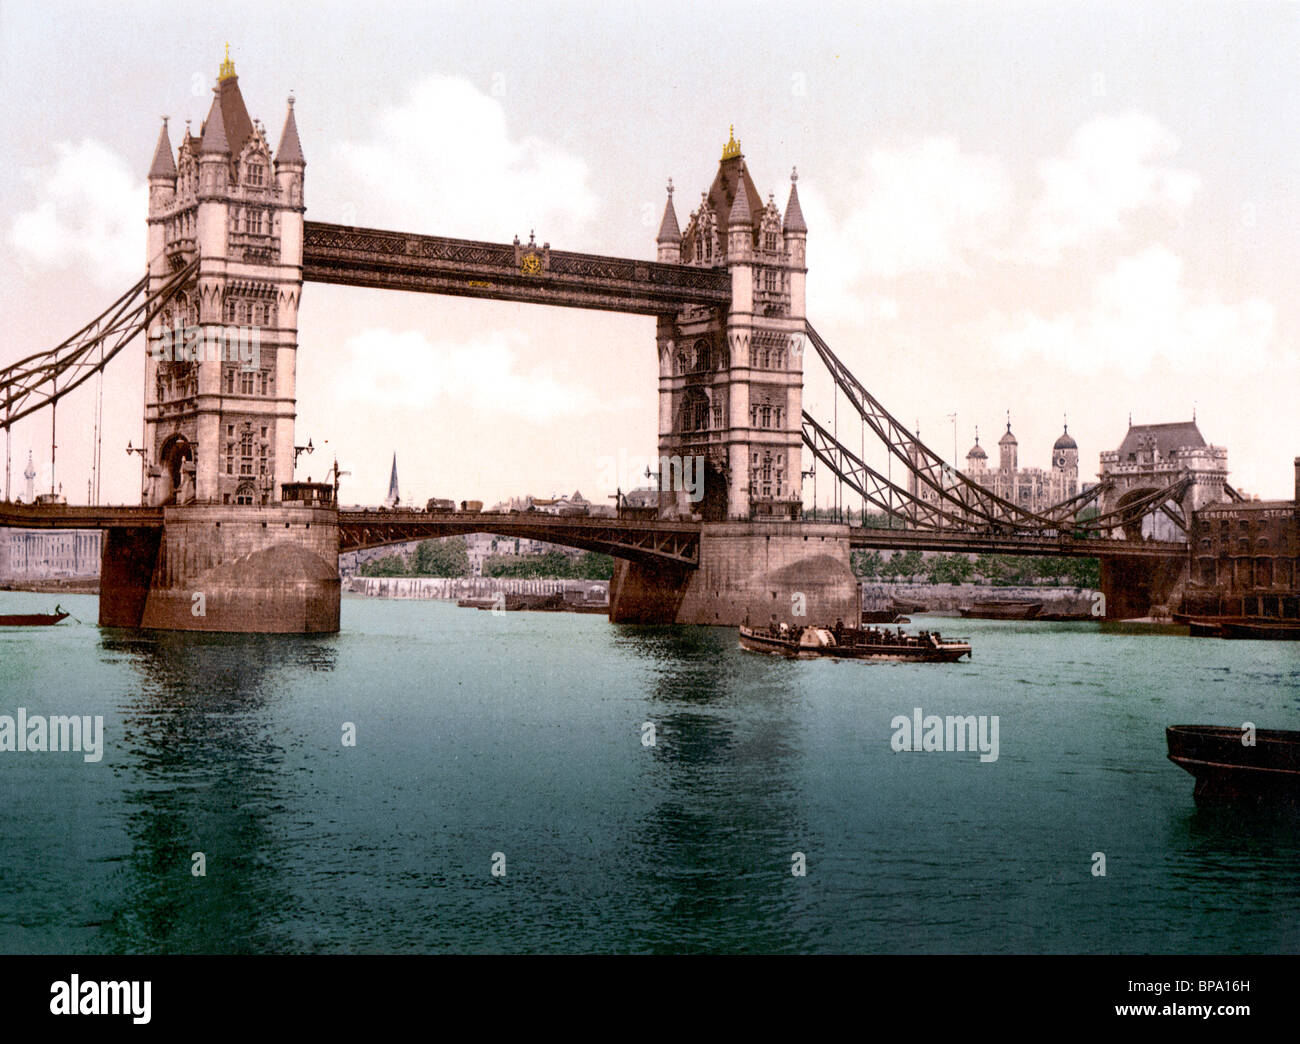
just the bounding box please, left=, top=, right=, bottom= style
left=965, top=427, right=987, bottom=474
left=998, top=412, right=1018, bottom=473
left=1052, top=420, right=1079, bottom=481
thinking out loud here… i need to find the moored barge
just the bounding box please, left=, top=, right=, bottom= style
left=1166, top=725, right=1300, bottom=803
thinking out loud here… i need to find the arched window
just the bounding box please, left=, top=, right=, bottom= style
left=247, top=162, right=265, bottom=188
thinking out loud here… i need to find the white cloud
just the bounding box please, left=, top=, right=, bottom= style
left=1020, top=112, right=1200, bottom=263
left=994, top=245, right=1279, bottom=377
left=8, top=140, right=146, bottom=283
left=802, top=139, right=1010, bottom=320
left=336, top=327, right=606, bottom=422
left=333, top=76, right=599, bottom=242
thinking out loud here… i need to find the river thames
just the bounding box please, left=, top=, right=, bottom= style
left=1, top=591, right=1297, bottom=954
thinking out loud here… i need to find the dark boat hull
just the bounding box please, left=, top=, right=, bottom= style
left=0, top=612, right=69, bottom=627
left=739, top=626, right=971, bottom=662
left=959, top=601, right=1042, bottom=620
left=1166, top=725, right=1300, bottom=804
left=1175, top=616, right=1300, bottom=641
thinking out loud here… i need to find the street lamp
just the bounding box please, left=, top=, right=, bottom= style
left=126, top=440, right=147, bottom=503
left=327, top=456, right=350, bottom=502
left=294, top=437, right=313, bottom=469
left=802, top=462, right=816, bottom=520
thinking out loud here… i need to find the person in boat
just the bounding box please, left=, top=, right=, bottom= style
left=833, top=618, right=844, bottom=644
left=769, top=614, right=780, bottom=637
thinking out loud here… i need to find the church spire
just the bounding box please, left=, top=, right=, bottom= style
left=385, top=453, right=400, bottom=508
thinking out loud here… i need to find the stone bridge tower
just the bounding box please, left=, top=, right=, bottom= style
left=144, top=47, right=305, bottom=507
left=653, top=129, right=807, bottom=521
left=1099, top=419, right=1228, bottom=541
left=100, top=51, right=337, bottom=634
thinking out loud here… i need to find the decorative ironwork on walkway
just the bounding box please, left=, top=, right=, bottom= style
left=303, top=222, right=731, bottom=315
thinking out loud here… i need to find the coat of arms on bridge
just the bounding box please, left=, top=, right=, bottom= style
left=513, top=231, right=549, bottom=276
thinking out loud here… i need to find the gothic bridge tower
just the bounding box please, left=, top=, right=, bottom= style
left=144, top=46, right=305, bottom=507
left=99, top=50, right=337, bottom=634
left=612, top=131, right=856, bottom=627
left=653, top=128, right=807, bottom=520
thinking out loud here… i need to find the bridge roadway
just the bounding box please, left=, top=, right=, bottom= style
left=337, top=509, right=702, bottom=566
left=0, top=502, right=1184, bottom=564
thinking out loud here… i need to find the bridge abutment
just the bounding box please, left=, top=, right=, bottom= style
left=610, top=522, right=858, bottom=626
left=1099, top=554, right=1189, bottom=620
left=99, top=505, right=340, bottom=633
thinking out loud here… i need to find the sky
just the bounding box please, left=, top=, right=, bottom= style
left=1, top=0, right=1297, bottom=508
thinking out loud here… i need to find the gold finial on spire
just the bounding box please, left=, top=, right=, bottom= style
left=721, top=125, right=741, bottom=160
left=219, top=41, right=236, bottom=81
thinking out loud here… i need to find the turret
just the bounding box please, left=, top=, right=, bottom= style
left=998, top=412, right=1018, bottom=473
left=147, top=118, right=176, bottom=273
left=726, top=168, right=754, bottom=261
left=966, top=428, right=988, bottom=474
left=148, top=117, right=177, bottom=206
left=1052, top=420, right=1078, bottom=475
left=783, top=168, right=807, bottom=319
left=655, top=179, right=681, bottom=263
left=275, top=94, right=306, bottom=207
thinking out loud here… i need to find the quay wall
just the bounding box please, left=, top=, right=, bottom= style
left=347, top=576, right=609, bottom=601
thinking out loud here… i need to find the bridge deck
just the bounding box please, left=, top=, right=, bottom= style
left=0, top=503, right=1184, bottom=563
left=338, top=509, right=703, bottom=567
left=303, top=222, right=732, bottom=315
left=848, top=527, right=1185, bottom=559
left=0, top=503, right=164, bottom=528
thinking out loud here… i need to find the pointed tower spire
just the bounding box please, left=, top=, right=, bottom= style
left=656, top=178, right=681, bottom=244
left=277, top=94, right=305, bottom=166
left=385, top=453, right=400, bottom=508
left=783, top=166, right=807, bottom=233
left=728, top=173, right=753, bottom=227
left=149, top=117, right=176, bottom=178
left=200, top=90, right=230, bottom=154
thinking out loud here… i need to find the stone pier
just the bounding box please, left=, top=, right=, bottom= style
left=99, top=504, right=339, bottom=633
left=610, top=522, right=858, bottom=626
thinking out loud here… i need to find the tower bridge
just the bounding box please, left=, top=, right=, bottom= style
left=0, top=56, right=1231, bottom=632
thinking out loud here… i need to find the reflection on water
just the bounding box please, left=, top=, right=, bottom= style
left=0, top=598, right=1297, bottom=953
left=95, top=632, right=339, bottom=953
left=614, top=625, right=812, bottom=952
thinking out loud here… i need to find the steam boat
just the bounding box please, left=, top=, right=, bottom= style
left=739, top=623, right=971, bottom=662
